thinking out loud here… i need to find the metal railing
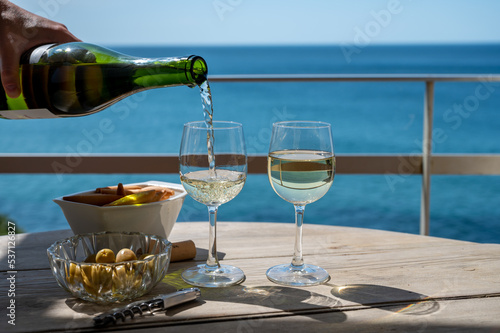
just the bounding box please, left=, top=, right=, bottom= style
left=1, top=74, right=500, bottom=235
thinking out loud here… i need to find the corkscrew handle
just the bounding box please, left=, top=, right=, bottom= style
left=160, top=287, right=201, bottom=309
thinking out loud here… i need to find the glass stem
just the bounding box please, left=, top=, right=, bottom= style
left=206, top=205, right=220, bottom=269
left=292, top=204, right=305, bottom=269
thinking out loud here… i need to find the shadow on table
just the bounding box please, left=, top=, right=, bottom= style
left=329, top=283, right=440, bottom=315
left=172, top=285, right=347, bottom=324
left=65, top=283, right=346, bottom=325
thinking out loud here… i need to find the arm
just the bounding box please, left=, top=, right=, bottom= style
left=0, top=0, right=80, bottom=98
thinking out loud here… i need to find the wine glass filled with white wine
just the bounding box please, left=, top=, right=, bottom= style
left=179, top=121, right=247, bottom=287
left=266, top=121, right=335, bottom=286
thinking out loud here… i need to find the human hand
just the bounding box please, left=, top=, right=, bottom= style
left=0, top=0, right=80, bottom=98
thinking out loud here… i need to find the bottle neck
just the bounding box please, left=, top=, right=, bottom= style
left=133, top=55, right=208, bottom=88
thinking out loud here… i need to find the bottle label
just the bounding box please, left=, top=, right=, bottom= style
left=0, top=109, right=59, bottom=119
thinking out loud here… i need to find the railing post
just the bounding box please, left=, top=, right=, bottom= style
left=420, top=81, right=434, bottom=235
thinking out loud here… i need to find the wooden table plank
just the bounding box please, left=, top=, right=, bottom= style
left=1, top=268, right=499, bottom=332
left=0, top=222, right=474, bottom=271
left=1, top=222, right=499, bottom=332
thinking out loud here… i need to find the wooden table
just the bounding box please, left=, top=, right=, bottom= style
left=1, top=222, right=500, bottom=332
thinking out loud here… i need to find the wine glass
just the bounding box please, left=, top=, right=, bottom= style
left=266, top=121, right=335, bottom=286
left=179, top=121, right=247, bottom=287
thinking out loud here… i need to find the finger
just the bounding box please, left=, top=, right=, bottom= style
left=40, top=23, right=81, bottom=44
left=0, top=44, right=21, bottom=98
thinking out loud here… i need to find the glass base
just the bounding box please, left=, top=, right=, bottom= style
left=181, top=264, right=245, bottom=288
left=266, top=263, right=330, bottom=287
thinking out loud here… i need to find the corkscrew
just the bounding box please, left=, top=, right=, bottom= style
left=93, top=288, right=201, bottom=327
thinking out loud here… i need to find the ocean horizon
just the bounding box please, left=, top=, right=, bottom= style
left=1, top=43, right=499, bottom=243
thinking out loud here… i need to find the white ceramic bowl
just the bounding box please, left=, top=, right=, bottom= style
left=54, top=181, right=186, bottom=238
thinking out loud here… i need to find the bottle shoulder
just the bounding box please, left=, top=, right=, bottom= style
left=30, top=43, right=205, bottom=71
left=31, top=42, right=136, bottom=65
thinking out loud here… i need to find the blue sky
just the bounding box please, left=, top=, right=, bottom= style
left=13, top=0, right=500, bottom=46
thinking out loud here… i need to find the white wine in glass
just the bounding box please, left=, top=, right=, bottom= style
left=267, top=121, right=335, bottom=286
left=179, top=121, right=247, bottom=287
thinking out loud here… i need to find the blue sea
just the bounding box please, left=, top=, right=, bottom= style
left=1, top=44, right=499, bottom=243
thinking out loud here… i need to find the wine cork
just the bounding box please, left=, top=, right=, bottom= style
left=170, top=240, right=196, bottom=262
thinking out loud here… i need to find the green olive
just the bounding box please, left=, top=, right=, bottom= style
left=138, top=253, right=154, bottom=260
left=66, top=263, right=81, bottom=285
left=95, top=248, right=115, bottom=263
left=81, top=263, right=112, bottom=296
left=137, top=253, right=156, bottom=273
left=115, top=248, right=137, bottom=262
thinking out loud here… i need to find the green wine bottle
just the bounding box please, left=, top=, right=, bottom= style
left=0, top=42, right=208, bottom=119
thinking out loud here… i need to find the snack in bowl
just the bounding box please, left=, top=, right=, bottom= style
left=63, top=183, right=175, bottom=206
left=53, top=181, right=186, bottom=238
left=47, top=231, right=171, bottom=304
